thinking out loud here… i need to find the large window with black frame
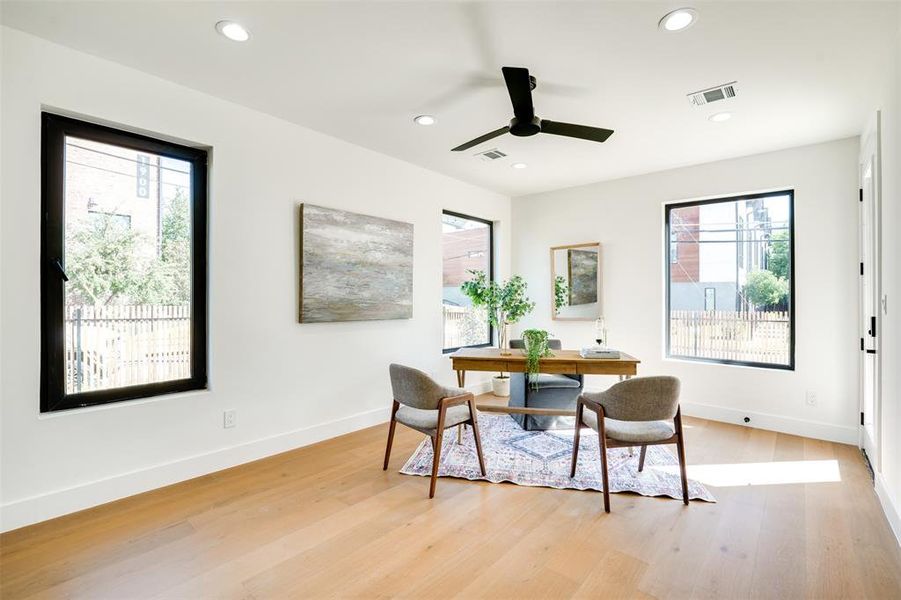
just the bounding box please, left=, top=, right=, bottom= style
left=40, top=113, right=208, bottom=412
left=442, top=210, right=493, bottom=352
left=666, top=190, right=794, bottom=369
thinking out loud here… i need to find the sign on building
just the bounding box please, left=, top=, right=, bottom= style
left=136, top=154, right=150, bottom=198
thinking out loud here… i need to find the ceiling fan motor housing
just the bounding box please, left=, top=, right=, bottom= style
left=510, top=115, right=542, bottom=137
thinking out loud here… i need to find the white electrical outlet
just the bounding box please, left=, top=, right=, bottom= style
left=223, top=409, right=237, bottom=428
left=805, top=391, right=817, bottom=407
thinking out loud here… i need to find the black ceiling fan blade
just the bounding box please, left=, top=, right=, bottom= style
left=502, top=66, right=534, bottom=119
left=540, top=120, right=614, bottom=143
left=451, top=126, right=510, bottom=152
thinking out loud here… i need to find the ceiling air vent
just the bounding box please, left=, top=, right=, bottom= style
left=475, top=148, right=507, bottom=162
left=687, top=81, right=737, bottom=107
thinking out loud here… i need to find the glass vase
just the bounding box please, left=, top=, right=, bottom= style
left=498, top=323, right=511, bottom=355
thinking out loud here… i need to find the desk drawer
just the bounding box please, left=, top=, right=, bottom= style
left=577, top=362, right=637, bottom=375
left=539, top=361, right=578, bottom=374
left=452, top=359, right=512, bottom=373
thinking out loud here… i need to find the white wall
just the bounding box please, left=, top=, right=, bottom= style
left=874, top=14, right=901, bottom=546
left=512, top=138, right=860, bottom=444
left=0, top=28, right=510, bottom=532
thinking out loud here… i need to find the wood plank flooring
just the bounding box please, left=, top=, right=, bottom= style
left=2, top=399, right=900, bottom=599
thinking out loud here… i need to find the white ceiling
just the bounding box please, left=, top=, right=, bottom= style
left=2, top=1, right=898, bottom=196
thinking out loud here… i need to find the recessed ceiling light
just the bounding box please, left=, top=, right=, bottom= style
left=659, top=8, right=698, bottom=32
left=511, top=162, right=527, bottom=169
left=413, top=115, right=437, bottom=126
left=708, top=111, right=732, bottom=122
left=216, top=20, right=250, bottom=42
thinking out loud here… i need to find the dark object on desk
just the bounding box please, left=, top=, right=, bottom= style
left=508, top=339, right=584, bottom=431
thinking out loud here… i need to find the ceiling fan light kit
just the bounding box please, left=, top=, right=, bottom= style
left=451, top=66, right=614, bottom=152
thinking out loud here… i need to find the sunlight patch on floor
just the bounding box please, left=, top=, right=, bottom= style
left=650, top=459, right=841, bottom=486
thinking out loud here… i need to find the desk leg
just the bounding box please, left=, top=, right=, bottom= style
left=618, top=375, right=633, bottom=382
left=455, top=371, right=466, bottom=444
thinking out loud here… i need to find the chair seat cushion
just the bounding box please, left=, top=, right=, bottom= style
left=530, top=374, right=581, bottom=389
left=582, top=410, right=675, bottom=443
left=395, top=404, right=471, bottom=431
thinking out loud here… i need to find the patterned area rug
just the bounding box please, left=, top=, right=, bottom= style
left=400, top=413, right=716, bottom=502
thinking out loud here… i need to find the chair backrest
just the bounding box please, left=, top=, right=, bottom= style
left=509, top=339, right=563, bottom=350
left=388, top=363, right=448, bottom=410
left=597, top=376, right=680, bottom=421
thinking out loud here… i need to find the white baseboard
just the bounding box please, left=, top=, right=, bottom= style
left=1, top=380, right=491, bottom=533
left=0, top=405, right=392, bottom=533
left=679, top=401, right=858, bottom=445
left=5, top=380, right=852, bottom=533
left=876, top=473, right=901, bottom=548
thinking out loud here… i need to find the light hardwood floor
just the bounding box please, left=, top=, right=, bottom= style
left=2, top=398, right=901, bottom=599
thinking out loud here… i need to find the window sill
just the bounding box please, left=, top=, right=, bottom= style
left=663, top=355, right=794, bottom=372
left=442, top=343, right=493, bottom=355
left=38, top=386, right=211, bottom=419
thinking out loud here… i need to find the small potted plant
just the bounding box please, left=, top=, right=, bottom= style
left=461, top=270, right=535, bottom=396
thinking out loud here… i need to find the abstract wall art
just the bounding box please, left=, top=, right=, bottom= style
left=568, top=248, right=599, bottom=306
left=299, top=204, right=414, bottom=323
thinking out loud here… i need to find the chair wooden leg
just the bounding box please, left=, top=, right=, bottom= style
left=429, top=407, right=448, bottom=499
left=675, top=408, right=689, bottom=505
left=468, top=399, right=487, bottom=476
left=570, top=402, right=583, bottom=478
left=638, top=445, right=647, bottom=472
left=598, top=410, right=610, bottom=513
left=383, top=400, right=399, bottom=470
left=429, top=432, right=443, bottom=499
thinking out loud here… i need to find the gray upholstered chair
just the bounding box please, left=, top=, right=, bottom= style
left=508, top=339, right=584, bottom=430
left=384, top=363, right=486, bottom=498
left=570, top=376, right=687, bottom=512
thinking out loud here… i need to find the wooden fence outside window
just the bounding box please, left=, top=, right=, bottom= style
left=65, top=304, right=191, bottom=394
left=669, top=310, right=790, bottom=365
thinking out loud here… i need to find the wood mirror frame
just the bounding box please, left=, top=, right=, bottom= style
left=550, top=242, right=601, bottom=321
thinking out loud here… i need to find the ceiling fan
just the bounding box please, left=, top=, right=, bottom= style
left=451, top=66, right=614, bottom=152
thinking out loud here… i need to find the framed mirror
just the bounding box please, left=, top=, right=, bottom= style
left=551, top=242, right=601, bottom=321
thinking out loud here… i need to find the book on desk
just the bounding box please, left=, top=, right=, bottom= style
left=579, top=347, right=621, bottom=359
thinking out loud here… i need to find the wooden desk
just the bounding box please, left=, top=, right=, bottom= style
left=449, top=347, right=640, bottom=417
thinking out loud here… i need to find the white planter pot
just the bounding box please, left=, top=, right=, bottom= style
left=492, top=376, right=510, bottom=397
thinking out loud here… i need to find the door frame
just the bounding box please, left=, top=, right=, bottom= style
left=858, top=110, right=882, bottom=472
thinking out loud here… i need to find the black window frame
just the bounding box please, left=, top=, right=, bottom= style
left=41, top=112, right=209, bottom=412
left=441, top=209, right=494, bottom=354
left=664, top=189, right=795, bottom=371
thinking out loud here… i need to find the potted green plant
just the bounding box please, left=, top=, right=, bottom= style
left=521, top=328, right=553, bottom=389
left=461, top=270, right=536, bottom=396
